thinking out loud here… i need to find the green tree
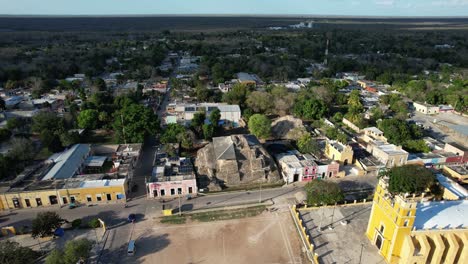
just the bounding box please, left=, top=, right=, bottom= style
left=293, top=98, right=328, bottom=120
left=8, top=137, right=34, bottom=161
left=32, top=212, right=65, bottom=238
left=248, top=114, right=271, bottom=139
left=305, top=180, right=344, bottom=206
left=46, top=239, right=93, bottom=264
left=113, top=104, right=159, bottom=143
left=385, top=165, right=436, bottom=194
left=209, top=108, right=221, bottom=127
left=222, top=83, right=251, bottom=108
left=77, top=109, right=99, bottom=130
left=195, top=84, right=210, bottom=102
left=202, top=124, right=215, bottom=140
left=403, top=140, right=431, bottom=153
left=160, top=124, right=186, bottom=144
left=92, top=78, right=107, bottom=92
left=32, top=112, right=65, bottom=152
left=63, top=239, right=92, bottom=264
left=0, top=129, right=11, bottom=142
left=246, top=91, right=273, bottom=113
left=0, top=241, right=40, bottom=264
left=191, top=111, right=206, bottom=131
left=297, top=133, right=320, bottom=155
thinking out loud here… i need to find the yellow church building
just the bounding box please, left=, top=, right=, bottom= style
left=366, top=177, right=468, bottom=264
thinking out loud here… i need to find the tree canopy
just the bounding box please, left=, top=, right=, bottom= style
left=113, top=103, right=159, bottom=143
left=46, top=239, right=93, bottom=264
left=385, top=165, right=436, bottom=194
left=305, top=180, right=344, bottom=206
left=77, top=109, right=99, bottom=130
left=248, top=114, right=271, bottom=139
left=32, top=211, right=65, bottom=238
left=293, top=98, right=328, bottom=120
left=0, top=241, right=40, bottom=264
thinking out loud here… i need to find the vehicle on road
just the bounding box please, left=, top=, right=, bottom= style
left=127, top=240, right=136, bottom=256
left=128, top=213, right=136, bottom=223
left=69, top=202, right=77, bottom=209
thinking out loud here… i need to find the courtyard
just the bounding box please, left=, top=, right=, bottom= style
left=299, top=204, right=385, bottom=264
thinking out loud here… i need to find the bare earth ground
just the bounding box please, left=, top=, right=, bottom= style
left=120, top=211, right=306, bottom=264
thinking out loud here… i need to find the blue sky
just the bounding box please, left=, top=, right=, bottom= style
left=1, top=0, right=468, bottom=16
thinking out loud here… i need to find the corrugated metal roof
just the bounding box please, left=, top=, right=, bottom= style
left=42, top=144, right=91, bottom=181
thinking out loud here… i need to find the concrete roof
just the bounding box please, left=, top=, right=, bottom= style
left=414, top=200, right=468, bottom=230
left=84, top=156, right=107, bottom=167
left=78, top=179, right=125, bottom=188
left=436, top=174, right=468, bottom=199
left=42, top=144, right=91, bottom=181
left=364, top=127, right=383, bottom=134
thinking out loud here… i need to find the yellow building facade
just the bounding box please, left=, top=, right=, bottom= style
left=0, top=179, right=127, bottom=210
left=366, top=179, right=468, bottom=263
left=325, top=140, right=354, bottom=165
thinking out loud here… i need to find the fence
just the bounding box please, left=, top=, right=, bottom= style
left=289, top=205, right=319, bottom=264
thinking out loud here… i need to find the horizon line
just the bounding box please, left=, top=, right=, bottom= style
left=1, top=14, right=468, bottom=19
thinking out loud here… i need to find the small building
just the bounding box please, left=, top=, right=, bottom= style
left=275, top=151, right=340, bottom=184
left=236, top=72, right=262, bottom=86
left=146, top=149, right=197, bottom=198
left=324, top=140, right=354, bottom=165
left=164, top=103, right=241, bottom=126
left=368, top=142, right=408, bottom=168
left=413, top=102, right=440, bottom=115
left=0, top=143, right=141, bottom=210
left=444, top=142, right=468, bottom=162
left=363, top=127, right=386, bottom=142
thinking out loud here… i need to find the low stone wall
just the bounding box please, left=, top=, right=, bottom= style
left=342, top=118, right=361, bottom=133
left=290, top=205, right=319, bottom=264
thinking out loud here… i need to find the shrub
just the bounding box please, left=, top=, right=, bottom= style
left=72, top=219, right=82, bottom=229
left=87, top=218, right=100, bottom=228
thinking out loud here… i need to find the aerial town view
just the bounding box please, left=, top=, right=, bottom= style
left=0, top=1, right=467, bottom=264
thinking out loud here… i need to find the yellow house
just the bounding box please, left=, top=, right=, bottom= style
left=325, top=140, right=354, bottom=165
left=0, top=179, right=127, bottom=210
left=366, top=178, right=468, bottom=264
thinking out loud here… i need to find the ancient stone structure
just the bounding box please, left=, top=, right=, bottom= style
left=195, top=134, right=281, bottom=188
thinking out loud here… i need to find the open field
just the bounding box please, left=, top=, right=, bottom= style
left=113, top=210, right=306, bottom=264
left=1, top=16, right=468, bottom=32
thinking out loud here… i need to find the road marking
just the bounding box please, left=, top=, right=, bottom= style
left=276, top=212, right=296, bottom=263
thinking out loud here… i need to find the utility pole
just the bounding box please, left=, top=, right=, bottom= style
left=178, top=194, right=182, bottom=216
left=359, top=243, right=364, bottom=264
left=329, top=204, right=336, bottom=230
left=318, top=206, right=324, bottom=231
left=120, top=113, right=127, bottom=146
left=259, top=181, right=262, bottom=203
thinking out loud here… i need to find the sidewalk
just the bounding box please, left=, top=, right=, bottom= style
left=3, top=227, right=105, bottom=252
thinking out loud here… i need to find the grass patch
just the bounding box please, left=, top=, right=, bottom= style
left=160, top=215, right=187, bottom=224
left=205, top=182, right=284, bottom=194
left=160, top=205, right=267, bottom=224
left=191, top=205, right=266, bottom=222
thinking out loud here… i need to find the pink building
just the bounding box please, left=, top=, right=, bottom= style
left=146, top=155, right=197, bottom=198
left=147, top=177, right=197, bottom=198
left=276, top=151, right=340, bottom=184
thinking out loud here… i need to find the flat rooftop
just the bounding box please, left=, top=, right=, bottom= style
left=414, top=200, right=468, bottom=230
left=436, top=174, right=468, bottom=199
